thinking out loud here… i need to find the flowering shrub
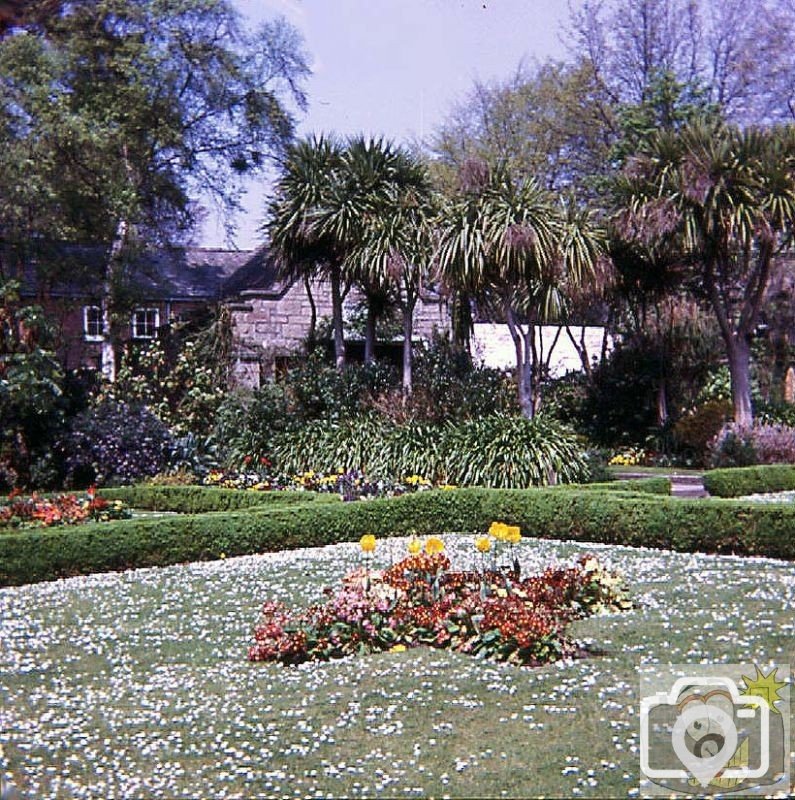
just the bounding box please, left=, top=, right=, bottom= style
left=249, top=534, right=631, bottom=667
left=0, top=489, right=130, bottom=529
left=59, top=400, right=174, bottom=486
left=709, top=422, right=795, bottom=468
left=608, top=447, right=648, bottom=467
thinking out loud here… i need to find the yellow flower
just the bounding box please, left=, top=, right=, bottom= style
left=506, top=525, right=522, bottom=545
left=475, top=535, right=491, bottom=553
left=488, top=521, right=509, bottom=541
left=360, top=533, right=376, bottom=554
left=439, top=484, right=456, bottom=490
left=407, top=538, right=422, bottom=555
left=424, top=536, right=445, bottom=555
left=389, top=644, right=407, bottom=653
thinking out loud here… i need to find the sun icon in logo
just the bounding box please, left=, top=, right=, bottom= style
left=741, top=665, right=787, bottom=712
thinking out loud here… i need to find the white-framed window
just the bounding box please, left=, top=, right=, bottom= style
left=83, top=305, right=103, bottom=341
left=131, top=307, right=160, bottom=339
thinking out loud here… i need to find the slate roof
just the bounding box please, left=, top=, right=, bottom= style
left=2, top=242, right=277, bottom=302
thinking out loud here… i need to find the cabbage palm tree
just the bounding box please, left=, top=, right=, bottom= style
left=435, top=164, right=602, bottom=417
left=326, top=136, right=403, bottom=364
left=617, top=120, right=795, bottom=424
left=353, top=148, right=435, bottom=392
left=267, top=135, right=350, bottom=367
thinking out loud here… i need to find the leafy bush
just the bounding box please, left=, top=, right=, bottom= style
left=213, top=383, right=294, bottom=464
left=709, top=422, right=795, bottom=468
left=59, top=400, right=174, bottom=487
left=442, top=415, right=588, bottom=487
left=578, top=338, right=662, bottom=446
left=401, top=336, right=517, bottom=423
left=4, top=486, right=795, bottom=586
left=269, top=413, right=588, bottom=488
left=757, top=402, right=795, bottom=428
left=703, top=465, right=795, bottom=498
left=672, top=400, right=733, bottom=466
left=0, top=280, right=65, bottom=488
left=98, top=308, right=233, bottom=436
left=563, top=477, right=671, bottom=494
left=284, top=352, right=396, bottom=421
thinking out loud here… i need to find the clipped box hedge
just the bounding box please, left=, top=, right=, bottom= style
left=566, top=477, right=671, bottom=495
left=2, top=487, right=794, bottom=586
left=98, top=476, right=670, bottom=515
left=704, top=465, right=795, bottom=498
left=98, top=485, right=338, bottom=513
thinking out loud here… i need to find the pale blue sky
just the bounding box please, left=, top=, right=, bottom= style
left=202, top=0, right=572, bottom=249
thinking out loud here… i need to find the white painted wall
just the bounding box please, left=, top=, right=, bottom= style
left=470, top=324, right=612, bottom=377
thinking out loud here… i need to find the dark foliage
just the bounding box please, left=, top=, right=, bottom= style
left=60, top=400, right=174, bottom=487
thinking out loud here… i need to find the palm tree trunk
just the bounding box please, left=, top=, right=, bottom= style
left=401, top=300, right=415, bottom=394
left=505, top=303, right=534, bottom=418
left=728, top=336, right=754, bottom=426
left=330, top=264, right=345, bottom=370
left=303, top=274, right=317, bottom=352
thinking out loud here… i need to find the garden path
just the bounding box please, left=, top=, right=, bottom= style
left=612, top=471, right=707, bottom=498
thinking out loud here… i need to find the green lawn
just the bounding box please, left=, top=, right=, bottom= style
left=1, top=535, right=793, bottom=798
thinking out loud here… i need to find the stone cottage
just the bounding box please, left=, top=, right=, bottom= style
left=223, top=249, right=452, bottom=387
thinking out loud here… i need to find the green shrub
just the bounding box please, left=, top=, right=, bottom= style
left=704, top=465, right=795, bottom=498
left=4, top=486, right=795, bottom=586
left=563, top=477, right=671, bottom=495
left=270, top=413, right=588, bottom=488
left=98, top=485, right=336, bottom=513
left=213, top=383, right=294, bottom=464
left=442, top=415, right=588, bottom=487
left=672, top=400, right=732, bottom=466
left=284, top=352, right=396, bottom=422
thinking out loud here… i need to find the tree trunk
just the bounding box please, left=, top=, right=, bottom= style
left=505, top=303, right=534, bottom=418
left=100, top=218, right=128, bottom=382
left=330, top=264, right=345, bottom=370
left=401, top=301, right=415, bottom=394
left=728, top=336, right=754, bottom=426
left=364, top=300, right=377, bottom=364
left=303, top=274, right=317, bottom=352
left=656, top=377, right=668, bottom=427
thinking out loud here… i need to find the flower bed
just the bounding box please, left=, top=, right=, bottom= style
left=249, top=527, right=631, bottom=667
left=204, top=465, right=450, bottom=500
left=0, top=489, right=130, bottom=529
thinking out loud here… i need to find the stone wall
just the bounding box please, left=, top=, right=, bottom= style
left=229, top=278, right=451, bottom=387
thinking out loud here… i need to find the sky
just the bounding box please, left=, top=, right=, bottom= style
left=201, top=0, right=573, bottom=250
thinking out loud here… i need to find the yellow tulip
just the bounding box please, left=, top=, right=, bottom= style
left=407, top=538, right=422, bottom=555
left=424, top=537, right=445, bottom=555
left=360, top=534, right=376, bottom=553
left=488, top=521, right=508, bottom=541
left=506, top=526, right=522, bottom=545
left=475, top=535, right=491, bottom=553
